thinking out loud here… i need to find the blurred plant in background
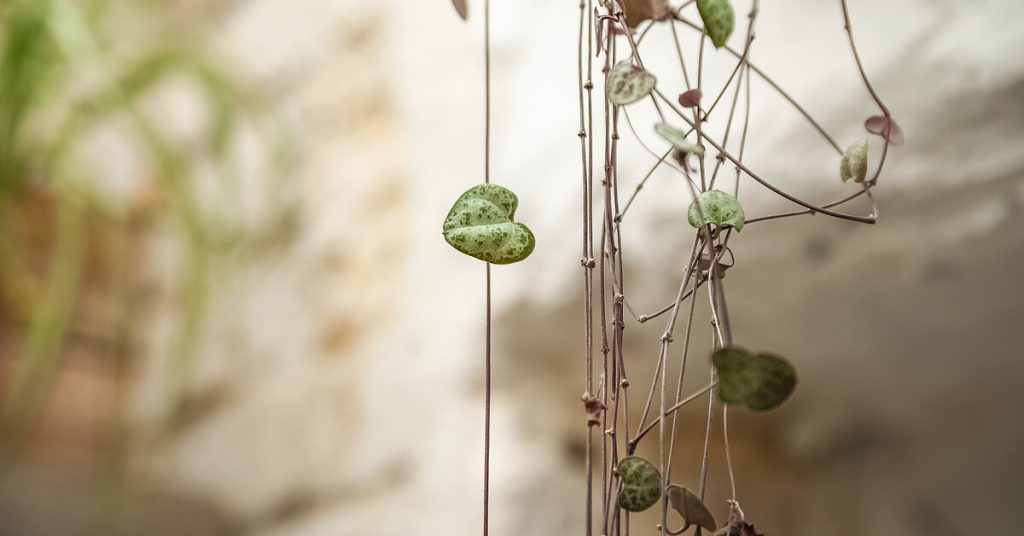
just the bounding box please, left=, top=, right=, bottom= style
left=0, top=0, right=289, bottom=471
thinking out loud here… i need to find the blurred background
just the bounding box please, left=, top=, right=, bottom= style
left=0, top=0, right=1022, bottom=534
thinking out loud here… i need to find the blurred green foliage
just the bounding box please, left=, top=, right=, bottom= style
left=0, top=0, right=280, bottom=461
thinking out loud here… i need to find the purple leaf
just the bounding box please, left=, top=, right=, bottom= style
left=865, top=115, right=905, bottom=146
left=678, top=89, right=703, bottom=109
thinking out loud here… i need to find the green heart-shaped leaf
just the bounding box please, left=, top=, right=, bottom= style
left=711, top=348, right=762, bottom=404
left=687, top=190, right=745, bottom=232
left=840, top=138, right=869, bottom=183
left=712, top=348, right=798, bottom=411
left=443, top=184, right=535, bottom=265
left=668, top=485, right=717, bottom=531
left=608, top=61, right=656, bottom=106
left=745, top=353, right=798, bottom=411
left=617, top=456, right=661, bottom=512
left=655, top=122, right=705, bottom=156
left=696, top=0, right=735, bottom=49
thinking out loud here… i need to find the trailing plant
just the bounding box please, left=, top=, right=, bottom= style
left=448, top=0, right=901, bottom=534
left=571, top=0, right=900, bottom=534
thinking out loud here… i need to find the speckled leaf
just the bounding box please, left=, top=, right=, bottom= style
left=608, top=61, right=656, bottom=106
left=696, top=0, right=735, bottom=48
left=711, top=348, right=761, bottom=404
left=668, top=485, right=717, bottom=531
left=840, top=138, right=869, bottom=183
left=712, top=348, right=798, bottom=411
left=745, top=353, right=797, bottom=411
left=865, top=115, right=905, bottom=146
left=613, top=0, right=670, bottom=28
left=442, top=184, right=535, bottom=265
left=617, top=456, right=661, bottom=512
left=687, top=190, right=745, bottom=232
left=655, top=122, right=705, bottom=156
left=451, top=0, right=468, bottom=20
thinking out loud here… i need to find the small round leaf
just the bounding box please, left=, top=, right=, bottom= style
left=711, top=348, right=761, bottom=404
left=656, top=122, right=705, bottom=156
left=442, top=184, right=536, bottom=265
left=608, top=61, right=656, bottom=106
left=745, top=353, right=798, bottom=411
left=687, top=190, right=745, bottom=232
left=712, top=348, right=798, bottom=411
left=696, top=0, right=735, bottom=49
left=678, top=89, right=703, bottom=109
left=865, top=115, right=905, bottom=146
left=617, top=456, right=662, bottom=512
left=840, top=138, right=869, bottom=184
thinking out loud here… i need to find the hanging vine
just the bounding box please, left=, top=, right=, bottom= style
left=575, top=0, right=900, bottom=534
left=443, top=0, right=898, bottom=534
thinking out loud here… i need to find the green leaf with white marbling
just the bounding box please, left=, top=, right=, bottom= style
left=687, top=190, right=745, bottom=232
left=608, top=61, right=656, bottom=106
left=712, top=347, right=798, bottom=412
left=840, top=138, right=869, bottom=183
left=443, top=184, right=535, bottom=264
left=696, top=0, right=735, bottom=49
left=617, top=456, right=661, bottom=512
left=655, top=122, right=705, bottom=156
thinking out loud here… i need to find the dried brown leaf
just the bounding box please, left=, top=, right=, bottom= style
left=451, top=0, right=468, bottom=20
left=617, top=0, right=670, bottom=29
left=678, top=89, right=703, bottom=109
left=668, top=485, right=717, bottom=531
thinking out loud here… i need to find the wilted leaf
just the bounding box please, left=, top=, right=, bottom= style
left=718, top=520, right=765, bottom=536
left=712, top=348, right=797, bottom=411
left=608, top=61, right=656, bottom=105
left=617, top=456, right=661, bottom=512
left=615, top=0, right=670, bottom=29
left=451, top=0, right=468, bottom=20
left=696, top=0, right=735, bottom=49
left=668, top=485, right=717, bottom=531
left=656, top=122, right=705, bottom=156
left=442, top=184, right=535, bottom=264
left=840, top=138, right=869, bottom=183
left=688, top=190, right=744, bottom=232
left=679, top=89, right=703, bottom=108
left=865, top=115, right=905, bottom=146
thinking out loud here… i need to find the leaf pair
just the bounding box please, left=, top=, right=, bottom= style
left=712, top=348, right=797, bottom=411
left=442, top=184, right=535, bottom=264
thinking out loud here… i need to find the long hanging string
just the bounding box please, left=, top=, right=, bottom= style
left=482, top=0, right=492, bottom=535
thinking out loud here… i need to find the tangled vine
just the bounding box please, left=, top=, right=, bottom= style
left=443, top=0, right=900, bottom=534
